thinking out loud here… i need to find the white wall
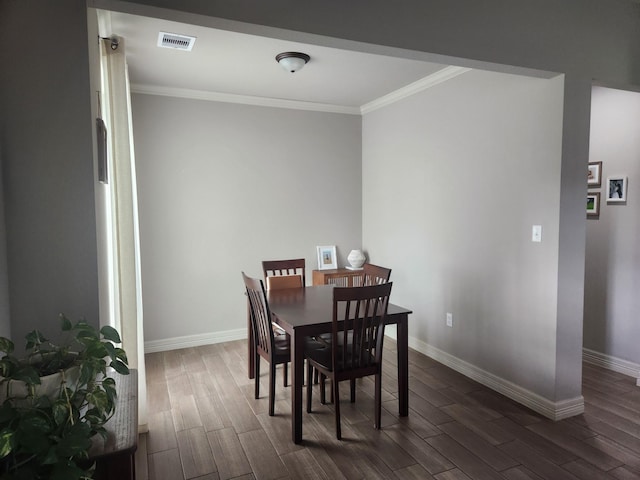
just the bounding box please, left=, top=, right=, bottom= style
left=363, top=70, right=569, bottom=406
left=131, top=94, right=362, bottom=344
left=585, top=86, right=640, bottom=369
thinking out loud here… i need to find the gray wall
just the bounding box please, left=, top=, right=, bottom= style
left=363, top=70, right=567, bottom=401
left=584, top=86, right=640, bottom=366
left=0, top=148, right=10, bottom=338
left=101, top=0, right=640, bottom=84
left=1, top=0, right=639, bottom=405
left=0, top=0, right=100, bottom=346
left=131, top=94, right=362, bottom=342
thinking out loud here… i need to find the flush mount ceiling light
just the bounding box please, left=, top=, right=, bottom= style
left=275, top=52, right=310, bottom=73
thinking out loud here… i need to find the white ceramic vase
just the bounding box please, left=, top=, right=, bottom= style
left=347, top=249, right=366, bottom=269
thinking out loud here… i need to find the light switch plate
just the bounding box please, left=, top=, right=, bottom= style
left=532, top=225, right=542, bottom=242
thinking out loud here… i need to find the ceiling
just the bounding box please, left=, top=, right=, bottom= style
left=107, top=11, right=450, bottom=113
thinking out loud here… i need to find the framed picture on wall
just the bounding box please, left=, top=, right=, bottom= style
left=606, top=176, right=627, bottom=203
left=587, top=161, right=602, bottom=187
left=587, top=192, right=600, bottom=218
left=316, top=245, right=337, bottom=270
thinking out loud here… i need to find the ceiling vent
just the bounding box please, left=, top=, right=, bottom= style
left=157, top=32, right=196, bottom=51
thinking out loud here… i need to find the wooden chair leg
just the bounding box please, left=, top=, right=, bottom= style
left=269, top=362, right=276, bottom=416
left=283, top=362, right=288, bottom=387
left=350, top=378, right=356, bottom=403
left=314, top=367, right=319, bottom=384
left=320, top=374, right=326, bottom=404
left=306, top=361, right=313, bottom=413
left=330, top=378, right=334, bottom=404
left=334, top=380, right=341, bottom=440
left=254, top=354, right=260, bottom=399
left=374, top=373, right=382, bottom=429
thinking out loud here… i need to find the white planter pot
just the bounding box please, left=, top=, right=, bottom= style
left=0, top=364, right=80, bottom=402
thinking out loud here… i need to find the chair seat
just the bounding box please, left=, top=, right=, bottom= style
left=306, top=343, right=376, bottom=372
left=317, top=331, right=357, bottom=345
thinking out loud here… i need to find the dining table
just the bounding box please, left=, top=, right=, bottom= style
left=247, top=284, right=412, bottom=444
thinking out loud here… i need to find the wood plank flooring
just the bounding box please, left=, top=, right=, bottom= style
left=137, top=339, right=640, bottom=480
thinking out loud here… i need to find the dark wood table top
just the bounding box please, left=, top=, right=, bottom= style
left=267, top=284, right=412, bottom=332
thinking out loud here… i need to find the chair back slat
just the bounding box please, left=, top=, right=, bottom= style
left=262, top=258, right=306, bottom=287
left=243, top=272, right=274, bottom=356
left=331, top=283, right=392, bottom=373
left=266, top=274, right=303, bottom=290
left=362, top=263, right=392, bottom=286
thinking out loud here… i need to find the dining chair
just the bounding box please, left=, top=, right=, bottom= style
left=362, top=263, right=392, bottom=286
left=305, top=282, right=393, bottom=439
left=265, top=272, right=323, bottom=386
left=266, top=274, right=303, bottom=337
left=317, top=263, right=391, bottom=346
left=262, top=258, right=306, bottom=287
left=251, top=259, right=303, bottom=375
left=242, top=272, right=292, bottom=416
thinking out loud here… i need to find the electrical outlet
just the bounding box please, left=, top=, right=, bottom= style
left=446, top=313, right=453, bottom=327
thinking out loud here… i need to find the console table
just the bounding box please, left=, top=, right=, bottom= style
left=89, top=369, right=138, bottom=480
left=312, top=268, right=363, bottom=287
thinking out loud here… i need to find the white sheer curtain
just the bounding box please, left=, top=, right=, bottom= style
left=100, top=36, right=147, bottom=431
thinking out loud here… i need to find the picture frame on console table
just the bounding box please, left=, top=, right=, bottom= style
left=316, top=245, right=337, bottom=270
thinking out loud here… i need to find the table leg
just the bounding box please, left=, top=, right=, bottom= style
left=247, top=300, right=255, bottom=379
left=397, top=314, right=409, bottom=416
left=291, top=330, right=304, bottom=443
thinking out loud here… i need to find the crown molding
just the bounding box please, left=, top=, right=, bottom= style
left=130, top=84, right=361, bottom=115
left=360, top=66, right=472, bottom=114
left=131, top=66, right=471, bottom=116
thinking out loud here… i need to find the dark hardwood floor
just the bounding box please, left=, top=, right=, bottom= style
left=137, top=339, right=640, bottom=480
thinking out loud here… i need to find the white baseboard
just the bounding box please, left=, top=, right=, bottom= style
left=583, top=348, right=640, bottom=384
left=406, top=336, right=584, bottom=420
left=144, top=328, right=247, bottom=353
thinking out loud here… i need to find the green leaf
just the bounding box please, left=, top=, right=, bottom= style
left=110, top=359, right=130, bottom=375
left=41, top=445, right=59, bottom=465
left=51, top=459, right=87, bottom=480
left=0, top=428, right=14, bottom=458
left=101, top=377, right=115, bottom=388
left=72, top=321, right=93, bottom=332
left=52, top=400, right=70, bottom=426
left=0, top=337, right=14, bottom=355
left=60, top=314, right=73, bottom=331
left=55, top=422, right=91, bottom=457
left=99, top=325, right=121, bottom=343
left=102, top=377, right=117, bottom=404
left=12, top=366, right=42, bottom=385
left=78, top=362, right=95, bottom=386
left=103, top=342, right=117, bottom=362
left=0, top=402, right=17, bottom=424
left=87, top=390, right=109, bottom=411
left=84, top=341, right=108, bottom=359
left=16, top=415, right=50, bottom=454
left=24, top=329, right=47, bottom=349
left=115, top=347, right=128, bottom=364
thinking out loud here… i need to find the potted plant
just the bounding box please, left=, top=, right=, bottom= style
left=0, top=314, right=129, bottom=480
